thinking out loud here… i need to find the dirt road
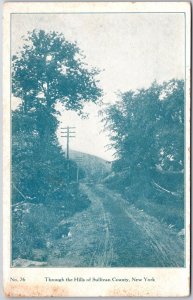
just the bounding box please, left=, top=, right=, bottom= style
left=48, top=183, right=184, bottom=267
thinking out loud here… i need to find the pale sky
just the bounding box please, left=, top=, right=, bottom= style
left=12, top=13, right=185, bottom=160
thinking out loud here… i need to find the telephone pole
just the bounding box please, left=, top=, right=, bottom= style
left=75, top=156, right=83, bottom=184
left=60, top=126, right=76, bottom=182
left=60, top=126, right=76, bottom=160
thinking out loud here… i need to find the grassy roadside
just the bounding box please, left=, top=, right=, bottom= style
left=12, top=191, right=90, bottom=266
left=103, top=176, right=184, bottom=232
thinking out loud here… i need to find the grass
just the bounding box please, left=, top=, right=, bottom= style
left=132, top=196, right=184, bottom=230
left=12, top=191, right=90, bottom=264
left=105, top=178, right=184, bottom=231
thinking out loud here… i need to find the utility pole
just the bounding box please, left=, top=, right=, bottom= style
left=75, top=156, right=83, bottom=184
left=60, top=126, right=76, bottom=160
left=60, top=126, right=76, bottom=182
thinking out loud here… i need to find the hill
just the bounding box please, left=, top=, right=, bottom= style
left=68, top=149, right=112, bottom=182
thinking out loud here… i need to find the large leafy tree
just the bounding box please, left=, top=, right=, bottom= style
left=12, top=30, right=101, bottom=110
left=12, top=30, right=102, bottom=203
left=103, top=79, right=184, bottom=197
left=12, top=30, right=102, bottom=138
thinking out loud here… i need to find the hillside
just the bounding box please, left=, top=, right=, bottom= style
left=68, top=149, right=112, bottom=181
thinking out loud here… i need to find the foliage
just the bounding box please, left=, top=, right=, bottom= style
left=11, top=30, right=100, bottom=262
left=103, top=79, right=184, bottom=206
left=12, top=195, right=90, bottom=261
left=12, top=29, right=102, bottom=205
left=12, top=30, right=102, bottom=115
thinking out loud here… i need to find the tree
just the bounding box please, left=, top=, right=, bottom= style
left=12, top=30, right=102, bottom=140
left=12, top=30, right=102, bottom=203
left=103, top=79, right=184, bottom=198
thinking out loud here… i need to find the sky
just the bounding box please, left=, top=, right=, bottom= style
left=11, top=13, right=185, bottom=160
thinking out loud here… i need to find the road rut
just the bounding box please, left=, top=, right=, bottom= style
left=48, top=183, right=184, bottom=267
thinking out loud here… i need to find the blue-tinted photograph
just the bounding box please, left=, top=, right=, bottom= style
left=11, top=13, right=185, bottom=267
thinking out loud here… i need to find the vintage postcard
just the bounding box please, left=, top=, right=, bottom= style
left=3, top=1, right=191, bottom=297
